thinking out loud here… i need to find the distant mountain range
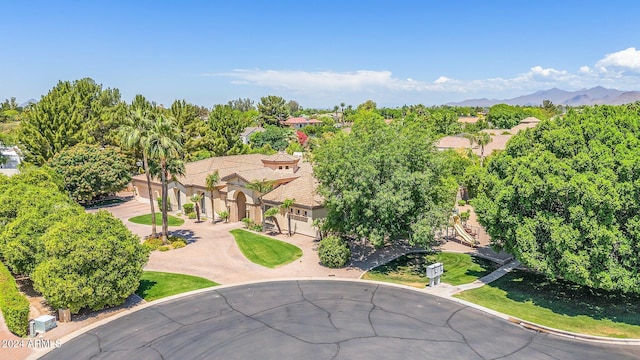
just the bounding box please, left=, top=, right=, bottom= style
left=447, top=87, right=640, bottom=107
left=19, top=99, right=37, bottom=108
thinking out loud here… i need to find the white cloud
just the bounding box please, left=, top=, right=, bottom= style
left=596, top=47, right=640, bottom=73
left=210, top=47, right=640, bottom=106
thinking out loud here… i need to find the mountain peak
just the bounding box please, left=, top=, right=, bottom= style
left=447, top=87, right=640, bottom=107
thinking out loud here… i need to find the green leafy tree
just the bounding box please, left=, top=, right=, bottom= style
left=208, top=104, right=249, bottom=156
left=146, top=115, right=184, bottom=243
left=228, top=98, right=255, bottom=112
left=356, top=99, right=377, bottom=112
left=429, top=108, right=462, bottom=135
left=206, top=171, right=220, bottom=223
left=19, top=78, right=125, bottom=164
left=32, top=211, right=149, bottom=313
left=120, top=95, right=158, bottom=237
left=487, top=104, right=527, bottom=129
left=257, top=95, right=289, bottom=126
left=475, top=105, right=640, bottom=293
left=249, top=125, right=294, bottom=151
left=49, top=144, right=131, bottom=203
left=313, top=113, right=457, bottom=248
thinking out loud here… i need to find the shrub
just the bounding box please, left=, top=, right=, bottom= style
left=241, top=217, right=254, bottom=228
left=171, top=241, right=186, bottom=249
left=218, top=210, right=229, bottom=223
left=0, top=262, right=29, bottom=337
left=157, top=197, right=171, bottom=211
left=143, top=237, right=164, bottom=251
left=458, top=200, right=466, bottom=206
left=188, top=212, right=197, bottom=219
left=158, top=245, right=171, bottom=252
left=250, top=223, right=263, bottom=232
left=318, top=236, right=351, bottom=268
left=183, top=203, right=195, bottom=214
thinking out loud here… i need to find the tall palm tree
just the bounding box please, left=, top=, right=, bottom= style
left=476, top=132, right=491, bottom=166
left=264, top=207, right=282, bottom=234
left=280, top=198, right=295, bottom=236
left=205, top=171, right=220, bottom=224
left=340, top=102, right=346, bottom=125
left=146, top=115, right=184, bottom=243
left=119, top=95, right=158, bottom=238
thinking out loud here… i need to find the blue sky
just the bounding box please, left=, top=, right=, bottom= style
left=2, top=1, right=640, bottom=108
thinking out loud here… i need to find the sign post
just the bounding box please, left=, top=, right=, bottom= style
left=426, top=262, right=444, bottom=287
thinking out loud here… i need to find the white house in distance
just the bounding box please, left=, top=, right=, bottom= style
left=130, top=153, right=325, bottom=238
left=240, top=127, right=265, bottom=144
left=0, top=146, right=21, bottom=177
left=283, top=117, right=322, bottom=130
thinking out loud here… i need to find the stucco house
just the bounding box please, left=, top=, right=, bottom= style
left=131, top=153, right=324, bottom=237
left=240, top=127, right=265, bottom=144
left=0, top=146, right=21, bottom=177
left=283, top=117, right=322, bottom=130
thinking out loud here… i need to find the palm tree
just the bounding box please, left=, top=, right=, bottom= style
left=340, top=102, right=346, bottom=124
left=119, top=95, right=158, bottom=238
left=264, top=207, right=282, bottom=234
left=246, top=178, right=275, bottom=231
left=280, top=198, right=295, bottom=236
left=146, top=115, right=184, bottom=243
left=476, top=132, right=491, bottom=166
left=205, top=171, right=220, bottom=224
left=190, top=194, right=203, bottom=222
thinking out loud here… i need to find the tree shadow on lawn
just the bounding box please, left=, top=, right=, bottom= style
left=135, top=279, right=158, bottom=300
left=168, top=229, right=199, bottom=244
left=497, top=269, right=640, bottom=326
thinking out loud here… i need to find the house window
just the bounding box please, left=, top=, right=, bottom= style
left=285, top=166, right=289, bottom=169
left=290, top=208, right=293, bottom=213
left=304, top=211, right=308, bottom=216
left=279, top=166, right=283, bottom=170
left=297, top=209, right=300, bottom=215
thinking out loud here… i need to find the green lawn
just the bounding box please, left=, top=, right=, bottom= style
left=135, top=271, right=219, bottom=301
left=230, top=229, right=302, bottom=268
left=455, top=270, right=640, bottom=338
left=362, top=252, right=500, bottom=287
left=129, top=213, right=185, bottom=226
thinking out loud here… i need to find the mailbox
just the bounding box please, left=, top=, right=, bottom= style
left=426, top=262, right=444, bottom=278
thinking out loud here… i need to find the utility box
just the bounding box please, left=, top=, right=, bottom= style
left=426, top=262, right=444, bottom=287
left=33, top=315, right=57, bottom=334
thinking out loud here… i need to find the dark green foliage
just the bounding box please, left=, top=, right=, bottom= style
left=206, top=104, right=249, bottom=156
left=32, top=211, right=149, bottom=313
left=19, top=78, right=125, bottom=165
left=318, top=236, right=351, bottom=268
left=0, top=262, right=29, bottom=337
left=475, top=105, right=640, bottom=293
left=249, top=125, right=294, bottom=151
left=313, top=111, right=457, bottom=248
left=49, top=144, right=131, bottom=203
left=257, top=95, right=289, bottom=126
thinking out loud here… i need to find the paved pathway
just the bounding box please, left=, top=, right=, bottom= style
left=36, top=280, right=640, bottom=360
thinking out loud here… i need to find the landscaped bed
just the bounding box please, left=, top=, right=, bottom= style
left=454, top=269, right=640, bottom=338
left=135, top=271, right=219, bottom=301
left=129, top=213, right=185, bottom=226
left=362, top=252, right=500, bottom=287
left=230, top=229, right=302, bottom=268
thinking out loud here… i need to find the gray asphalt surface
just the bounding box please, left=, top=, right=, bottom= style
left=40, top=280, right=640, bottom=360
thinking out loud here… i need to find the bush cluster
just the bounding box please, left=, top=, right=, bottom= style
left=318, top=236, right=351, bottom=268
left=183, top=203, right=195, bottom=214
left=0, top=263, right=29, bottom=337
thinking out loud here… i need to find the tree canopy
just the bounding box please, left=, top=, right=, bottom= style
left=257, top=95, right=289, bottom=126
left=474, top=104, right=640, bottom=293
left=49, top=144, right=131, bottom=203
left=32, top=211, right=148, bottom=313
left=19, top=78, right=126, bottom=165
left=313, top=112, right=457, bottom=248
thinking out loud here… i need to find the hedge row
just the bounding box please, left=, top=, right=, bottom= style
left=0, top=262, right=30, bottom=337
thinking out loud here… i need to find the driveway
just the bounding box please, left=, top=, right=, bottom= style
left=93, top=200, right=416, bottom=284
left=38, top=280, right=640, bottom=360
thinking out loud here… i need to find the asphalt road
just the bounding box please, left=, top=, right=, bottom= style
left=40, top=280, right=640, bottom=360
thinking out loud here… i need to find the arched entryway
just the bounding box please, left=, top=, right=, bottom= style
left=236, top=192, right=246, bottom=221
